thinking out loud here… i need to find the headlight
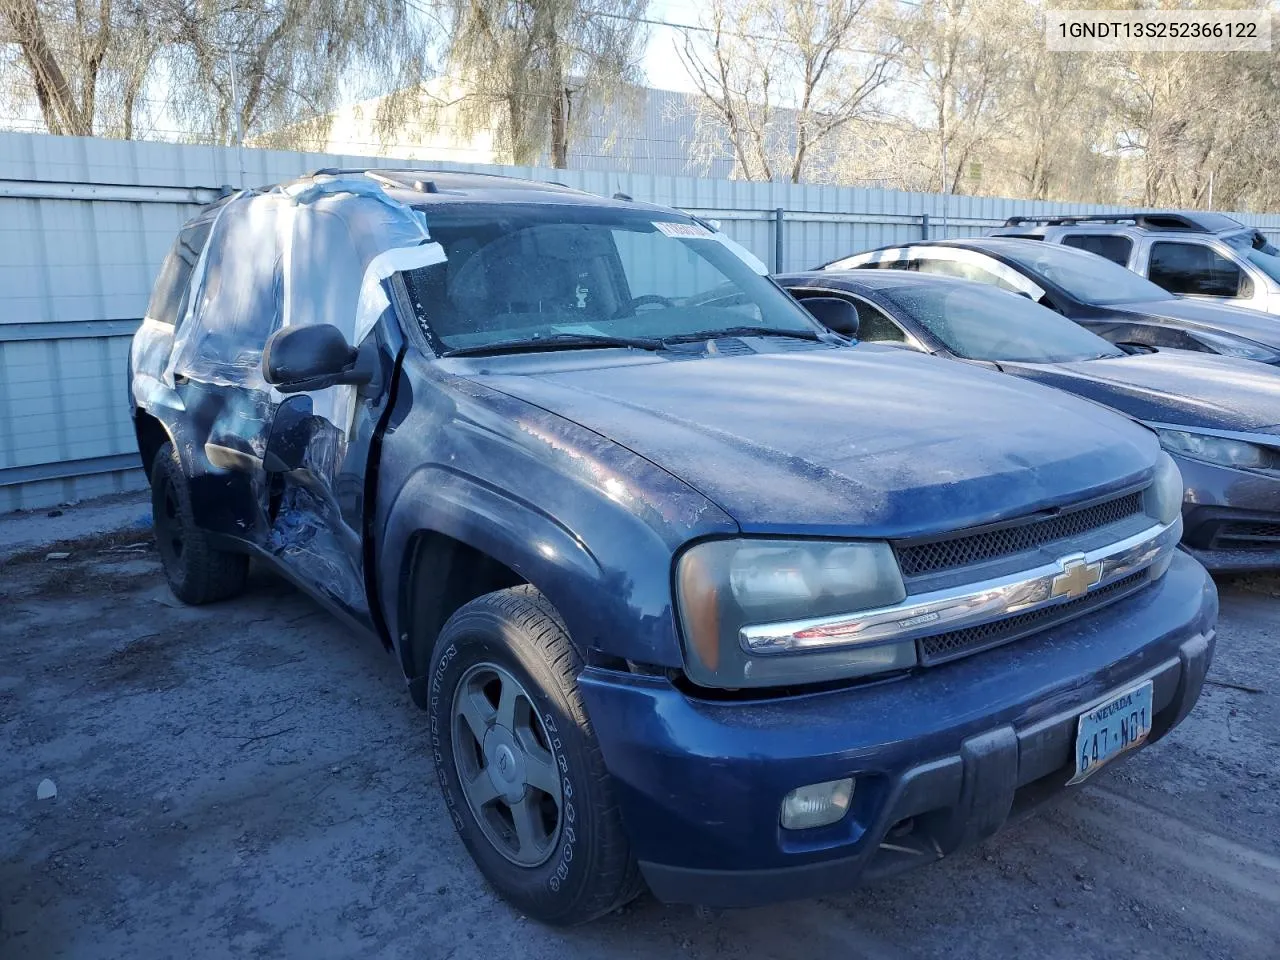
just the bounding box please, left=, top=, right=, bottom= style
left=1143, top=451, right=1185, bottom=524
left=1158, top=429, right=1280, bottom=472
left=1189, top=330, right=1280, bottom=363
left=675, top=539, right=910, bottom=688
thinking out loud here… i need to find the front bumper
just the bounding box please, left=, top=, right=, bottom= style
left=1177, top=455, right=1280, bottom=571
left=579, top=551, right=1216, bottom=908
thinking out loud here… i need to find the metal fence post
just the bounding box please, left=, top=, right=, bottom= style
left=774, top=207, right=785, bottom=272
left=921, top=213, right=930, bottom=240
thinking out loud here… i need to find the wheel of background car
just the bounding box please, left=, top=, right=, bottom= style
left=427, top=585, right=643, bottom=925
left=150, top=441, right=249, bottom=605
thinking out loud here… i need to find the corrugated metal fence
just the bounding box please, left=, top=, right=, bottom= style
left=4, top=130, right=1280, bottom=511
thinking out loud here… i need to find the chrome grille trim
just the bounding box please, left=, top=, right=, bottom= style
left=893, top=490, right=1145, bottom=578
left=739, top=518, right=1180, bottom=656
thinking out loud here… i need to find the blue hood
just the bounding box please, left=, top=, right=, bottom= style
left=1002, top=349, right=1280, bottom=434
left=466, top=345, right=1159, bottom=538
left=1114, top=298, right=1280, bottom=351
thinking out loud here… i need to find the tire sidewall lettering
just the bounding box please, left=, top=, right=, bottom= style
left=545, top=710, right=578, bottom=894
left=429, top=642, right=466, bottom=831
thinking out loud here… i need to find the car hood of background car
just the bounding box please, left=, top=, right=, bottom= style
left=1000, top=349, right=1280, bottom=434
left=1113, top=298, right=1280, bottom=350
left=461, top=345, right=1157, bottom=538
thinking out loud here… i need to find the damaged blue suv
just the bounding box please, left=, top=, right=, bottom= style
left=129, top=170, right=1216, bottom=925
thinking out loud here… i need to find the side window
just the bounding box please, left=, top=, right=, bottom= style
left=1148, top=242, right=1245, bottom=297
left=1061, top=233, right=1132, bottom=267
left=865, top=258, right=912, bottom=272
left=914, top=255, right=1021, bottom=293
left=851, top=299, right=907, bottom=343
left=181, top=198, right=284, bottom=374
left=145, top=221, right=211, bottom=328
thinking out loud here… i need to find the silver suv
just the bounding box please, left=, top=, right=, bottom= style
left=990, top=211, right=1280, bottom=316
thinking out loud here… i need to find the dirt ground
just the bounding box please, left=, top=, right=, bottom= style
left=1, top=510, right=1278, bottom=960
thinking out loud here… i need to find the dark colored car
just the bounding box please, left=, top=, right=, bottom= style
left=825, top=237, right=1280, bottom=364
left=129, top=170, right=1215, bottom=924
left=780, top=270, right=1280, bottom=572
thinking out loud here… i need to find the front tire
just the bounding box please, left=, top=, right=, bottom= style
left=427, top=585, right=641, bottom=925
left=150, top=442, right=249, bottom=605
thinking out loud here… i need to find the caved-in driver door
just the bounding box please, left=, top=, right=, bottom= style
left=257, top=192, right=433, bottom=631
left=259, top=319, right=400, bottom=627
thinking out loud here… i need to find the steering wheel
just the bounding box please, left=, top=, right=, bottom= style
left=628, top=294, right=677, bottom=310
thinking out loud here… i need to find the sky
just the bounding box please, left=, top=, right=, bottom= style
left=638, top=0, right=706, bottom=94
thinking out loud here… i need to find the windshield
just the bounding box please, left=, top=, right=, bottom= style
left=995, top=241, right=1173, bottom=305
left=399, top=204, right=820, bottom=352
left=1225, top=230, right=1280, bottom=284
left=878, top=281, right=1124, bottom=363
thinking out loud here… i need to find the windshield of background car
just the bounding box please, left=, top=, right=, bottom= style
left=1225, top=231, right=1280, bottom=284
left=994, top=241, right=1173, bottom=305
left=398, top=204, right=821, bottom=351
left=878, top=281, right=1124, bottom=363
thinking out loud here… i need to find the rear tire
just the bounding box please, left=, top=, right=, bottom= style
left=427, top=585, right=642, bottom=925
left=151, top=442, right=249, bottom=605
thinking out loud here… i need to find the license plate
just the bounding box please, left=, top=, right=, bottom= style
left=1068, top=680, right=1153, bottom=784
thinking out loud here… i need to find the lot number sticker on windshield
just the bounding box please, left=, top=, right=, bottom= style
left=653, top=221, right=715, bottom=239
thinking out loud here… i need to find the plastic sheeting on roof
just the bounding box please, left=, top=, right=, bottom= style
left=166, top=176, right=445, bottom=430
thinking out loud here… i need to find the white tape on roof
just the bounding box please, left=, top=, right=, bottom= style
left=353, top=243, right=448, bottom=345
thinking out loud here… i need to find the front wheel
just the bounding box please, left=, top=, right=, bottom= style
left=427, top=585, right=642, bottom=925
left=150, top=442, right=249, bottom=605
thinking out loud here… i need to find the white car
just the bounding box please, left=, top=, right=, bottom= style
left=990, top=210, right=1280, bottom=317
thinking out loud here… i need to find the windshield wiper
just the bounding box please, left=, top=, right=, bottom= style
left=661, top=325, right=825, bottom=344
left=442, top=332, right=666, bottom=357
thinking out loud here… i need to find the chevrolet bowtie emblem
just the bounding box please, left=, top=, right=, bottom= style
left=1050, top=556, right=1104, bottom=600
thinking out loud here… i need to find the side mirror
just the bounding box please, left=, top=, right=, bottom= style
left=263, top=323, right=371, bottom=394
left=800, top=297, right=860, bottom=338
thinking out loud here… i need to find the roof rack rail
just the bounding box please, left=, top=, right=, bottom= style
left=1003, top=211, right=1243, bottom=233
left=365, top=171, right=439, bottom=193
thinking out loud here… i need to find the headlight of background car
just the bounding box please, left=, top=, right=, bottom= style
left=675, top=539, right=911, bottom=688
left=1189, top=330, right=1280, bottom=363
left=1158, top=429, right=1280, bottom=472
left=1143, top=451, right=1186, bottom=524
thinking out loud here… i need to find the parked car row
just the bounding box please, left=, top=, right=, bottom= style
left=778, top=265, right=1280, bottom=572
left=131, top=175, right=1227, bottom=925
left=827, top=236, right=1280, bottom=363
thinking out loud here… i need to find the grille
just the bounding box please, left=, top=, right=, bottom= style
left=918, top=570, right=1149, bottom=666
left=895, top=491, right=1144, bottom=578
left=1214, top=521, right=1280, bottom=547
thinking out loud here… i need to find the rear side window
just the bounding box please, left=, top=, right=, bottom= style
left=914, top=255, right=1022, bottom=293
left=146, top=222, right=211, bottom=327
left=851, top=298, right=907, bottom=343
left=1061, top=233, right=1132, bottom=267
left=1148, top=242, right=1247, bottom=297
left=177, top=197, right=285, bottom=377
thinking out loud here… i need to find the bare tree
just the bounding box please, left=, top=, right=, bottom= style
left=897, top=0, right=1016, bottom=194
left=678, top=0, right=897, bottom=183
left=0, top=0, right=116, bottom=135
left=160, top=0, right=434, bottom=146
left=1110, top=47, right=1280, bottom=211
left=995, top=4, right=1117, bottom=202
left=437, top=0, right=647, bottom=167
left=0, top=0, right=434, bottom=143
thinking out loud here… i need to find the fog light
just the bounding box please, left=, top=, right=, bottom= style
left=780, top=777, right=854, bottom=830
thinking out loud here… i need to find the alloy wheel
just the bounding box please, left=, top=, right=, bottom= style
left=451, top=662, right=564, bottom=867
